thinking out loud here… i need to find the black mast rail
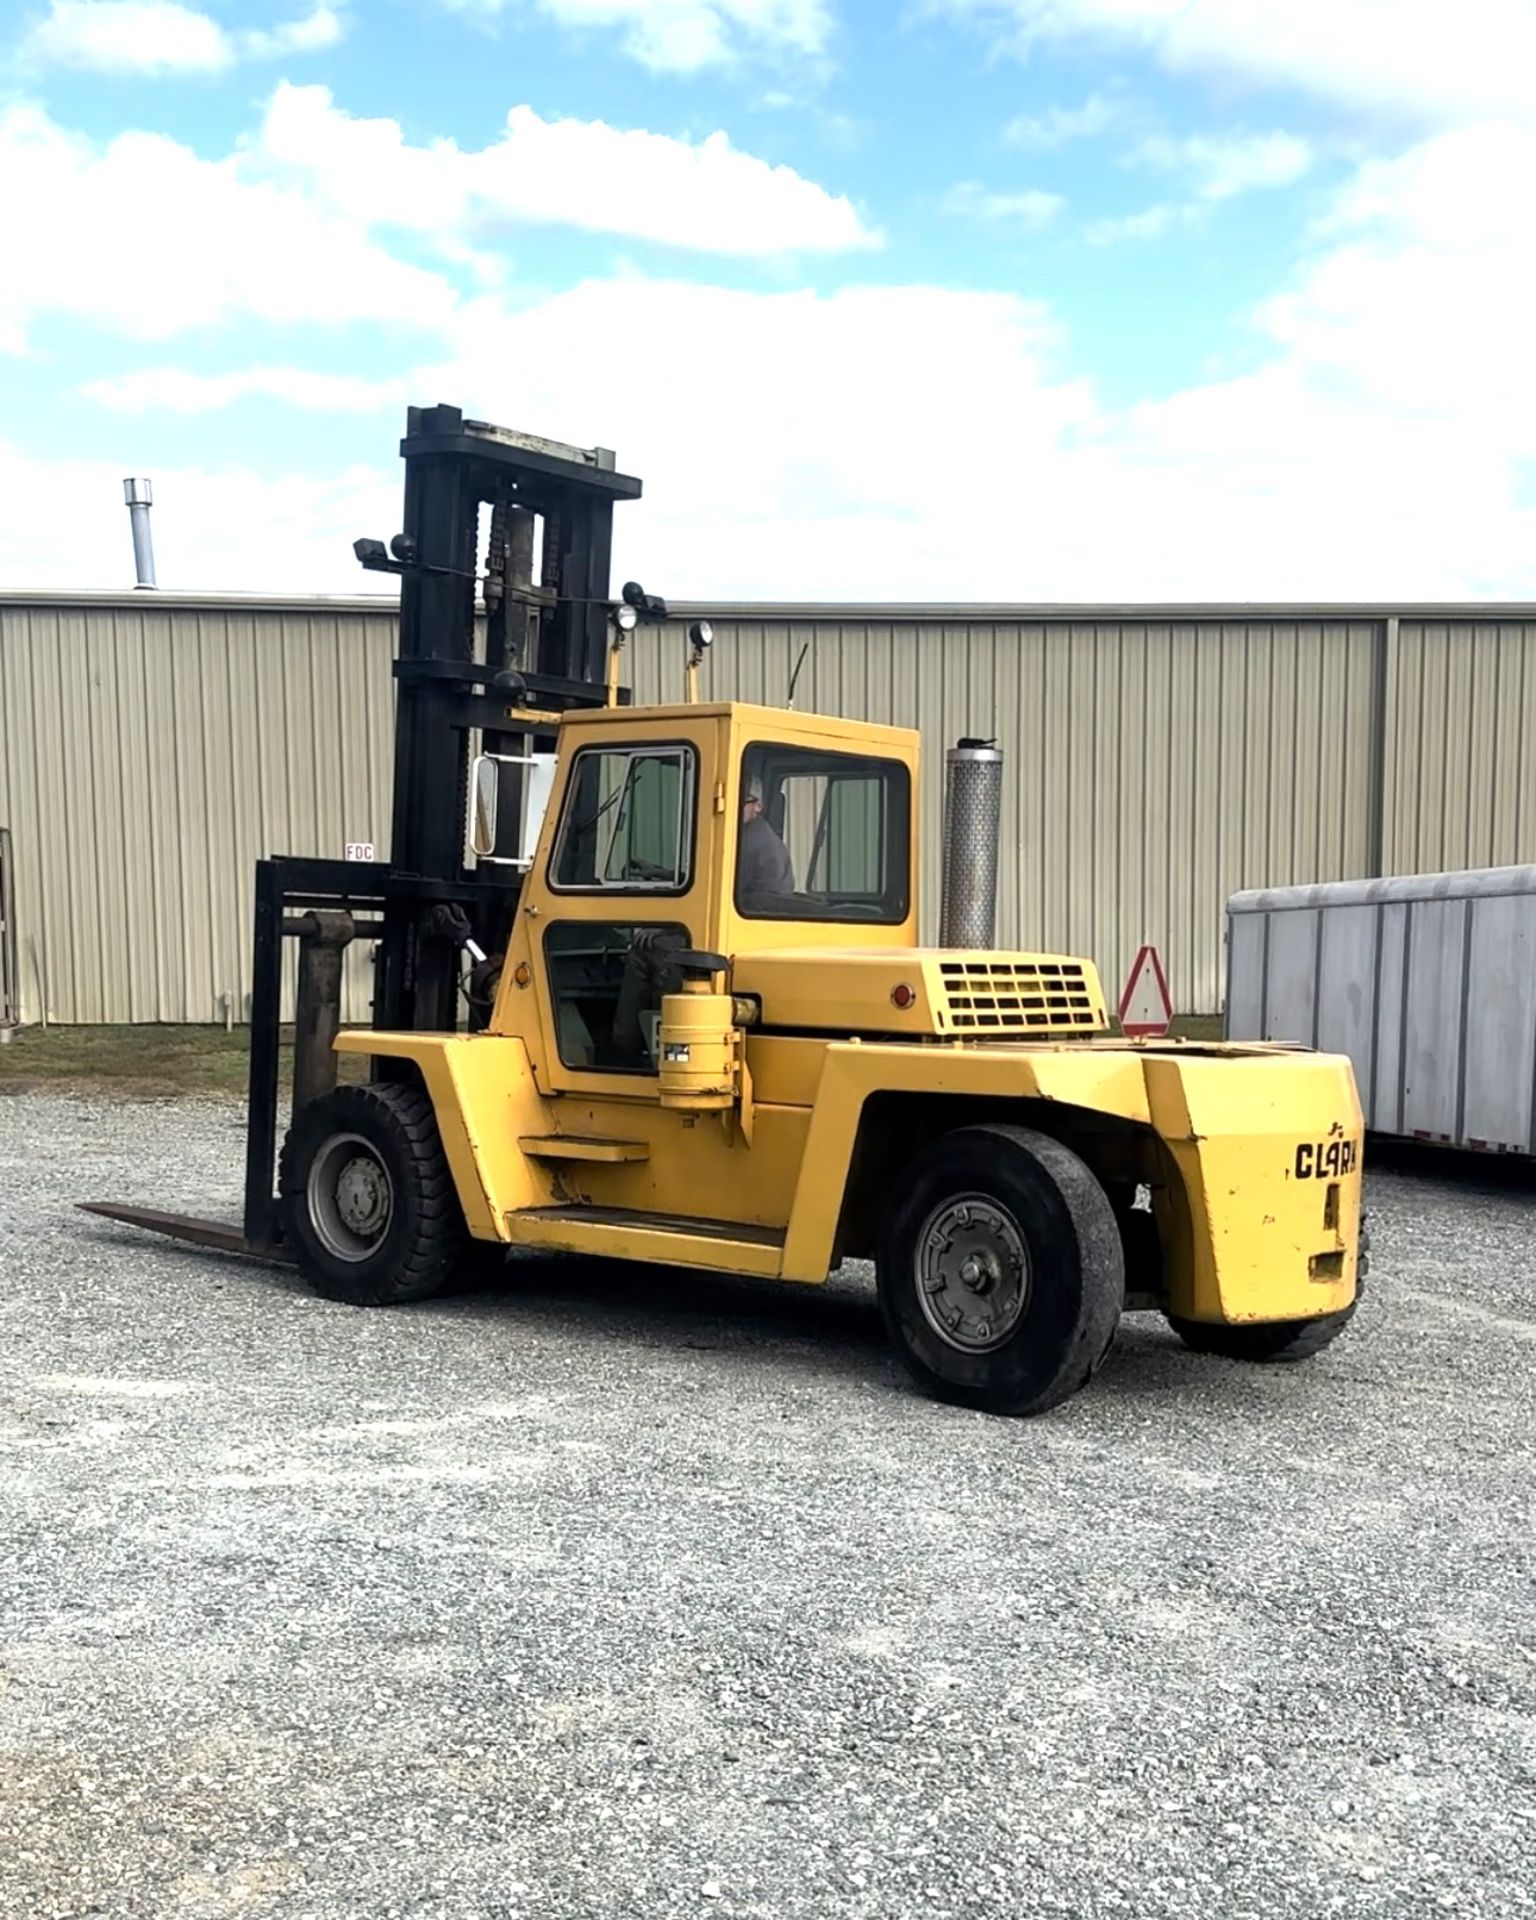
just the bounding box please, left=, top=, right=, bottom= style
left=85, top=404, right=642, bottom=1260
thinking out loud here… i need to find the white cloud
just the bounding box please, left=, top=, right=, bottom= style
left=0, top=84, right=871, bottom=356
left=444, top=0, right=831, bottom=73
left=1087, top=131, right=1311, bottom=245
left=0, top=102, right=456, bottom=351
left=945, top=0, right=1536, bottom=125
left=1003, top=92, right=1124, bottom=148
left=1317, top=120, right=1534, bottom=252
left=81, top=367, right=406, bottom=413
left=1136, top=130, right=1313, bottom=200
left=0, top=438, right=398, bottom=597
left=241, top=5, right=344, bottom=56
left=1255, top=124, right=1536, bottom=447
left=498, top=256, right=1534, bottom=600
left=942, top=181, right=1064, bottom=229
left=254, top=83, right=879, bottom=256
left=1085, top=201, right=1186, bottom=245
left=17, top=1, right=344, bottom=75
left=9, top=281, right=1098, bottom=593
left=10, top=92, right=1536, bottom=605
left=19, top=0, right=229, bottom=72
left=1099, top=121, right=1536, bottom=585
left=49, top=137, right=1536, bottom=603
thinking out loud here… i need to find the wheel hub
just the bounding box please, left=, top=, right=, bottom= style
left=307, top=1132, right=395, bottom=1264
left=335, top=1156, right=390, bottom=1236
left=958, top=1252, right=996, bottom=1293
left=915, top=1195, right=1029, bottom=1353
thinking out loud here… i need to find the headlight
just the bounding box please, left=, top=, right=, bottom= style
left=689, top=620, right=714, bottom=650
left=615, top=602, right=639, bottom=632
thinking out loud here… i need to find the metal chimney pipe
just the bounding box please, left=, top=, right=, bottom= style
left=939, top=739, right=1003, bottom=948
left=123, top=477, right=156, bottom=588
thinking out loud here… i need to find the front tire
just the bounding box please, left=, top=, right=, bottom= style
left=877, top=1124, right=1125, bottom=1416
left=279, top=1083, right=466, bottom=1305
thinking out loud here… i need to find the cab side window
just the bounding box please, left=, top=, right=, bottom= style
left=736, top=744, right=909, bottom=922
left=551, top=745, right=695, bottom=893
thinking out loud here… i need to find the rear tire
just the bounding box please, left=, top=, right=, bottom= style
left=877, top=1124, right=1125, bottom=1416
left=1165, top=1306, right=1355, bottom=1362
left=279, top=1083, right=466, bottom=1305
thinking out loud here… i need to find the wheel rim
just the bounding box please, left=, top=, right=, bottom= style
left=914, top=1193, right=1030, bottom=1353
left=307, top=1132, right=394, bottom=1264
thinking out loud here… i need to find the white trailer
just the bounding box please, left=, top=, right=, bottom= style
left=1227, top=865, right=1536, bottom=1156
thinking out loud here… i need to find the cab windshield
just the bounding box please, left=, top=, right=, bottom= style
left=735, top=743, right=909, bottom=923
left=550, top=743, right=695, bottom=893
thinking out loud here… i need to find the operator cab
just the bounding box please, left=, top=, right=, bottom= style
left=491, top=701, right=922, bottom=1085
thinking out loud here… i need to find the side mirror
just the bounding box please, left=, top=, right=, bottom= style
left=470, top=754, right=499, bottom=858
left=469, top=749, right=559, bottom=868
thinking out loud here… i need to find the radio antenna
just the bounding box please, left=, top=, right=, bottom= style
left=785, top=641, right=810, bottom=710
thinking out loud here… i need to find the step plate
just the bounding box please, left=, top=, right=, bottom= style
left=517, top=1135, right=650, bottom=1164
left=504, top=1205, right=785, bottom=1278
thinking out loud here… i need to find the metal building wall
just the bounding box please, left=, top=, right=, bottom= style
left=0, top=594, right=397, bottom=1025
left=635, top=611, right=1380, bottom=1012
left=1382, top=617, right=1536, bottom=875
left=6, top=593, right=1536, bottom=1023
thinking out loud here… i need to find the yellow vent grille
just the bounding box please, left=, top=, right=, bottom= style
left=934, top=957, right=1105, bottom=1036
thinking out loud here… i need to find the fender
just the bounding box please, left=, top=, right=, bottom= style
left=334, top=1032, right=557, bottom=1239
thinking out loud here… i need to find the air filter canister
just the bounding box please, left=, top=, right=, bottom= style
left=940, top=739, right=1003, bottom=948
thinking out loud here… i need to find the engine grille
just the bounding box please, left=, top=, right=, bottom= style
left=934, top=956, right=1106, bottom=1036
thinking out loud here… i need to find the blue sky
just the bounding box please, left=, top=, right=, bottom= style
left=3, top=0, right=1535, bottom=598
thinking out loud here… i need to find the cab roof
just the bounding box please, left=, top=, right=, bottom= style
left=560, top=699, right=919, bottom=753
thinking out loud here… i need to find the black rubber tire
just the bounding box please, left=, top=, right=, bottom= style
left=877, top=1124, right=1125, bottom=1417
left=278, top=1083, right=466, bottom=1306
left=1165, top=1304, right=1355, bottom=1362
left=1165, top=1206, right=1367, bottom=1363
left=456, top=1240, right=510, bottom=1288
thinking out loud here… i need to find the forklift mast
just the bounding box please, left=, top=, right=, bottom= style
left=241, top=405, right=643, bottom=1250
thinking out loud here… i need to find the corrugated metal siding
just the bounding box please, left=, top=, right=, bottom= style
left=635, top=616, right=1379, bottom=1012
left=6, top=595, right=1536, bottom=1022
left=0, top=598, right=397, bottom=1024
left=1383, top=619, right=1536, bottom=874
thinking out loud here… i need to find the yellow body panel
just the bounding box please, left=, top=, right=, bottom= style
left=777, top=1040, right=1361, bottom=1316
left=1142, top=1053, right=1362, bottom=1322
left=334, top=1031, right=557, bottom=1240
left=731, top=948, right=1109, bottom=1038
left=517, top=1086, right=811, bottom=1232
left=335, top=699, right=1362, bottom=1329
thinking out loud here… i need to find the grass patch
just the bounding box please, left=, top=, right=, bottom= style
left=0, top=1025, right=368, bottom=1101
left=1168, top=1013, right=1225, bottom=1041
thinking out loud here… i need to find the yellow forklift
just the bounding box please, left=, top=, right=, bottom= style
left=88, top=408, right=1364, bottom=1416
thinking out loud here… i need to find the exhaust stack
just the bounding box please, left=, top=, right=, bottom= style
left=939, top=739, right=1003, bottom=948
left=123, top=478, right=156, bottom=589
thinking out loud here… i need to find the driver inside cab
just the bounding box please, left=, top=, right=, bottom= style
left=612, top=776, right=797, bottom=1066
left=738, top=777, right=794, bottom=905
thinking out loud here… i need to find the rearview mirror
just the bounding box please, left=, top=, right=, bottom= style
left=469, top=749, right=559, bottom=868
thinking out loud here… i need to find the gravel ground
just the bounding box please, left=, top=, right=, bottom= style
left=1, top=1092, right=1532, bottom=1920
